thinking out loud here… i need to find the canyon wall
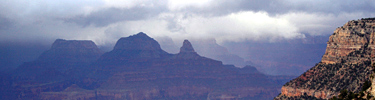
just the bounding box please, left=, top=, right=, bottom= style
left=276, top=18, right=375, bottom=99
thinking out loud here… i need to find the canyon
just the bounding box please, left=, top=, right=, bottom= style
left=4, top=32, right=292, bottom=99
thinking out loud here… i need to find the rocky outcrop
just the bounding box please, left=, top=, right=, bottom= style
left=275, top=18, right=375, bottom=99
left=180, top=40, right=195, bottom=53
left=322, top=18, right=375, bottom=64
left=174, top=40, right=201, bottom=59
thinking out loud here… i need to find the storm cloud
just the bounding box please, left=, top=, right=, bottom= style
left=0, top=0, right=375, bottom=45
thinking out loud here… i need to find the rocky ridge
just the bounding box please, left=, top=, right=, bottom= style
left=275, top=18, right=375, bottom=99
left=8, top=32, right=291, bottom=100
left=43, top=33, right=280, bottom=99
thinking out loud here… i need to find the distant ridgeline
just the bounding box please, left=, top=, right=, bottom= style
left=275, top=18, right=375, bottom=99
left=3, top=32, right=294, bottom=99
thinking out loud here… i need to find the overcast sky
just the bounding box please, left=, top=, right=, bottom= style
left=1, top=0, right=375, bottom=45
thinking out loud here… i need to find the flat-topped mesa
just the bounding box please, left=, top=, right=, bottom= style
left=321, top=18, right=375, bottom=64
left=12, top=39, right=103, bottom=83
left=51, top=39, right=98, bottom=50
left=37, top=39, right=103, bottom=63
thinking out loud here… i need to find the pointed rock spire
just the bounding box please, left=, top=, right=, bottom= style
left=179, top=40, right=195, bottom=53
left=174, top=39, right=222, bottom=65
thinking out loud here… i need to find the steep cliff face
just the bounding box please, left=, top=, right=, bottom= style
left=275, top=18, right=375, bottom=99
left=322, top=18, right=375, bottom=64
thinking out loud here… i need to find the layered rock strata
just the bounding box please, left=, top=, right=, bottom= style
left=275, top=18, right=375, bottom=99
left=322, top=18, right=375, bottom=64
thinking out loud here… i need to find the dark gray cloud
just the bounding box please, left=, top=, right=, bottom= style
left=0, top=0, right=374, bottom=45
left=0, top=0, right=375, bottom=75
left=65, top=6, right=167, bottom=27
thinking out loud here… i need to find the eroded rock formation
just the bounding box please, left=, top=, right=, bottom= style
left=275, top=18, right=375, bottom=99
left=9, top=32, right=293, bottom=100
left=322, top=18, right=375, bottom=64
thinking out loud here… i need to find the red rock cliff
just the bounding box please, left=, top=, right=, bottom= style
left=322, top=19, right=375, bottom=64
left=276, top=18, right=375, bottom=100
